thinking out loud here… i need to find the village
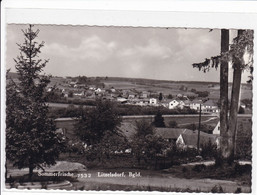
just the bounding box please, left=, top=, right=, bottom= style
left=51, top=76, right=251, bottom=153
left=47, top=76, right=223, bottom=113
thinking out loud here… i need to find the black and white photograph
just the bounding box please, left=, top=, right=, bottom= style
left=1, top=1, right=257, bottom=195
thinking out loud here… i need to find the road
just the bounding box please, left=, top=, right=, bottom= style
left=75, top=168, right=251, bottom=193
left=6, top=163, right=251, bottom=193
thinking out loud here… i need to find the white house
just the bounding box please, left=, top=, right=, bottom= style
left=178, top=100, right=185, bottom=109
left=190, top=100, right=202, bottom=111
left=176, top=130, right=220, bottom=149
left=213, top=121, right=220, bottom=135
left=149, top=98, right=157, bottom=105
left=95, top=88, right=102, bottom=93
left=169, top=99, right=179, bottom=109
left=169, top=99, right=185, bottom=109
left=202, top=100, right=219, bottom=113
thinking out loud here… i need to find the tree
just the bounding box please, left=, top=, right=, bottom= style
left=75, top=99, right=121, bottom=145
left=158, top=92, right=163, bottom=101
left=134, top=119, right=154, bottom=137
left=153, top=111, right=166, bottom=127
left=6, top=25, right=65, bottom=179
left=192, top=29, right=253, bottom=163
left=131, top=120, right=169, bottom=166
left=167, top=94, right=173, bottom=99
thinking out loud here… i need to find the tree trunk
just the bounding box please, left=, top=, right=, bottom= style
left=29, top=164, right=34, bottom=180
left=220, top=29, right=230, bottom=159
left=227, top=30, right=244, bottom=164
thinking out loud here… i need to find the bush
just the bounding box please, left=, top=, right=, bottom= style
left=192, top=164, right=206, bottom=173
left=168, top=121, right=178, bottom=128
left=200, top=139, right=217, bottom=159
left=211, top=185, right=224, bottom=193
left=238, top=106, right=245, bottom=114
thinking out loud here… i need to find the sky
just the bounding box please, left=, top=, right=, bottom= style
left=5, top=24, right=251, bottom=83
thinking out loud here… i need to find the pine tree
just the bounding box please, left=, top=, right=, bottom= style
left=153, top=111, right=166, bottom=127
left=6, top=25, right=65, bottom=179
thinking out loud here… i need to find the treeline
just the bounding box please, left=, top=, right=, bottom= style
left=48, top=104, right=197, bottom=119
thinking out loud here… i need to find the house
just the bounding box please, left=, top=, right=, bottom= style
left=168, top=99, right=185, bottom=109
left=240, top=104, right=246, bottom=109
left=140, top=91, right=150, bottom=98
left=178, top=100, right=185, bottom=109
left=135, top=99, right=149, bottom=106
left=149, top=98, right=157, bottom=105
left=213, top=121, right=220, bottom=135
left=169, top=99, right=179, bottom=109
left=190, top=99, right=202, bottom=111
left=176, top=129, right=220, bottom=149
left=117, top=97, right=128, bottom=104
left=202, top=100, right=219, bottom=113
left=69, top=81, right=77, bottom=87
left=110, top=87, right=116, bottom=93
left=155, top=128, right=187, bottom=143
left=161, top=100, right=170, bottom=108
left=156, top=127, right=220, bottom=149
left=183, top=100, right=191, bottom=108
left=95, top=88, right=102, bottom=93
left=74, top=91, right=85, bottom=96
left=128, top=92, right=137, bottom=99
left=54, top=117, right=78, bottom=139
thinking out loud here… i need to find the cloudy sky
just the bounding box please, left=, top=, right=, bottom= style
left=6, top=24, right=251, bottom=83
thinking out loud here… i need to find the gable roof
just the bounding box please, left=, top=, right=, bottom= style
left=181, top=131, right=219, bottom=147
left=155, top=127, right=219, bottom=147
left=155, top=128, right=188, bottom=139
left=191, top=99, right=203, bottom=104
left=203, top=99, right=217, bottom=107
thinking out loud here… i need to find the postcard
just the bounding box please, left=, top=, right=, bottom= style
left=1, top=1, right=257, bottom=195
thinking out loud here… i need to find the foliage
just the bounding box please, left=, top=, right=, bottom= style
left=84, top=130, right=128, bottom=162
left=168, top=120, right=178, bottom=128
left=200, top=139, right=217, bottom=159
left=192, top=30, right=253, bottom=79
left=158, top=93, right=163, bottom=101
left=134, top=120, right=154, bottom=137
left=184, top=123, right=214, bottom=134
left=241, top=98, right=252, bottom=109
left=211, top=185, right=224, bottom=193
left=194, top=91, right=209, bottom=98
left=235, top=122, right=252, bottom=160
left=6, top=25, right=65, bottom=177
left=238, top=106, right=245, bottom=114
left=131, top=120, right=169, bottom=167
left=153, top=111, right=166, bottom=127
left=167, top=94, right=173, bottom=99
left=184, top=123, right=197, bottom=131
left=75, top=99, right=121, bottom=145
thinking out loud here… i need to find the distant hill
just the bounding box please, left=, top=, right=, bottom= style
left=6, top=72, right=19, bottom=79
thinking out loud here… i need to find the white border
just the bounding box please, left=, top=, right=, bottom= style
left=1, top=1, right=257, bottom=195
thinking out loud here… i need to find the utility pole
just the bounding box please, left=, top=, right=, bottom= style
left=197, top=103, right=202, bottom=153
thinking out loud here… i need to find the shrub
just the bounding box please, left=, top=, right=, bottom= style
left=192, top=164, right=206, bottom=173
left=211, top=185, right=224, bottom=193
left=235, top=187, right=242, bottom=193
left=238, top=106, right=245, bottom=114
left=168, top=121, right=178, bottom=128
left=200, top=139, right=217, bottom=159
left=182, top=167, right=188, bottom=173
